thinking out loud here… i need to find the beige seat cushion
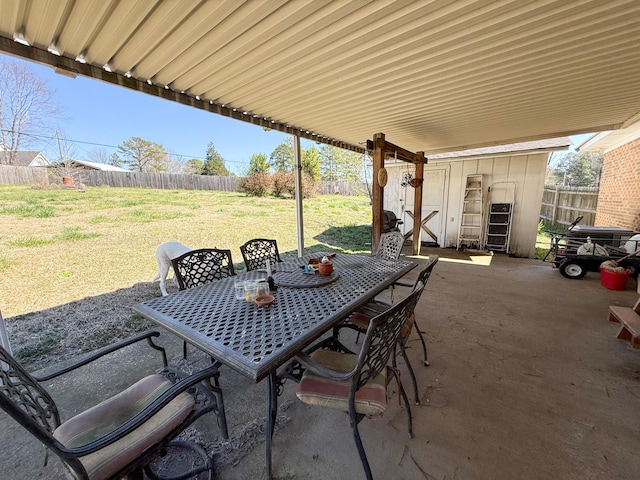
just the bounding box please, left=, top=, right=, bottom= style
left=296, top=349, right=387, bottom=416
left=54, top=374, right=194, bottom=480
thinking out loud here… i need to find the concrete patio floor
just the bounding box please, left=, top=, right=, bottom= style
left=2, top=248, right=640, bottom=479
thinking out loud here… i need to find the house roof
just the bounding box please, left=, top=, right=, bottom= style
left=578, top=120, right=640, bottom=153
left=1, top=1, right=639, bottom=156
left=381, top=136, right=570, bottom=166
left=11, top=151, right=49, bottom=167
left=67, top=159, right=129, bottom=172
left=428, top=136, right=572, bottom=160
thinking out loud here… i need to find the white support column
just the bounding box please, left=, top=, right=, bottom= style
left=294, top=134, right=304, bottom=257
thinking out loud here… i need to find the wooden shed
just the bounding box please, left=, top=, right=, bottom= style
left=382, top=137, right=571, bottom=258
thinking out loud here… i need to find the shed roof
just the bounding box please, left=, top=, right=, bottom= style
left=1, top=1, right=639, bottom=155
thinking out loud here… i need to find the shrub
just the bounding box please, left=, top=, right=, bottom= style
left=271, top=171, right=293, bottom=197
left=272, top=171, right=317, bottom=199
left=239, top=172, right=272, bottom=197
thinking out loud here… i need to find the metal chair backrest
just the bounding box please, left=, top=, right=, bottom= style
left=374, top=231, right=405, bottom=261
left=413, top=255, right=439, bottom=290
left=354, top=282, right=425, bottom=391
left=240, top=238, right=282, bottom=271
left=172, top=248, right=235, bottom=290
left=0, top=345, right=89, bottom=476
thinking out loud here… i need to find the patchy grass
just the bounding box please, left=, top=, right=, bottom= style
left=0, top=184, right=373, bottom=369
left=0, top=202, right=56, bottom=218
left=9, top=236, right=57, bottom=247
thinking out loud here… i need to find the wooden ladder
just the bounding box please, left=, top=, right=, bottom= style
left=457, top=174, right=484, bottom=250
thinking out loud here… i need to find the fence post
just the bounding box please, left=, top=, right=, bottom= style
left=552, top=185, right=560, bottom=223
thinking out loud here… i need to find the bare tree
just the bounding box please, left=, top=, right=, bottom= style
left=87, top=148, right=113, bottom=164
left=50, top=131, right=87, bottom=186
left=0, top=58, right=59, bottom=164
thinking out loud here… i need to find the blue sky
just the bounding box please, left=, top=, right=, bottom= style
left=4, top=52, right=590, bottom=174
left=3, top=53, right=298, bottom=175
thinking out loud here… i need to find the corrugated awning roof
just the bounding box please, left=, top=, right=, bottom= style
left=1, top=0, right=639, bottom=156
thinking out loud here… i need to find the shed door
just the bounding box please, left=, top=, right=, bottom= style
left=401, top=169, right=446, bottom=246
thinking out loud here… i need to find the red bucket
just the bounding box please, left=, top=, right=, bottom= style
left=599, top=268, right=631, bottom=290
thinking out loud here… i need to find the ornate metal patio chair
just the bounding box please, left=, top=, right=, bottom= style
left=374, top=230, right=405, bottom=261
left=239, top=238, right=282, bottom=271
left=0, top=331, right=227, bottom=480
left=294, top=284, right=424, bottom=480
left=172, top=248, right=236, bottom=359
left=171, top=248, right=236, bottom=290
left=336, top=256, right=439, bottom=404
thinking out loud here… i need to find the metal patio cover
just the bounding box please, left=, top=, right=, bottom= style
left=1, top=0, right=640, bottom=155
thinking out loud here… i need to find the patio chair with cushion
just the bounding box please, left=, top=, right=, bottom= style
left=0, top=331, right=227, bottom=480
left=294, top=283, right=424, bottom=480
left=240, top=238, right=282, bottom=271
left=336, top=256, right=439, bottom=404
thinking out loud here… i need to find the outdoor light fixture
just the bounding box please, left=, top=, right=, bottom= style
left=103, top=64, right=112, bottom=72
left=47, top=44, right=60, bottom=55
left=53, top=65, right=77, bottom=78
left=75, top=54, right=86, bottom=64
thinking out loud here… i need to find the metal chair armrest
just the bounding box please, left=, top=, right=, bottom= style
left=294, top=351, right=356, bottom=382
left=34, top=331, right=167, bottom=382
left=56, top=363, right=221, bottom=457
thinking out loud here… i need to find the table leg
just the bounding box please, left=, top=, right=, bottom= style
left=266, top=370, right=278, bottom=479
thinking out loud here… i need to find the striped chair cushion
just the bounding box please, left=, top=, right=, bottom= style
left=54, top=374, right=194, bottom=480
left=349, top=310, right=415, bottom=339
left=296, top=349, right=387, bottom=416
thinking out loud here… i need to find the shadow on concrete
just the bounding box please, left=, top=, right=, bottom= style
left=2, top=249, right=640, bottom=479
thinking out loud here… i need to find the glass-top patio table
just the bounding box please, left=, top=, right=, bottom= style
left=134, top=252, right=416, bottom=479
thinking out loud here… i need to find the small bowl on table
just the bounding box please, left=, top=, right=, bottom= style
left=317, top=261, right=333, bottom=276
left=255, top=294, right=275, bottom=307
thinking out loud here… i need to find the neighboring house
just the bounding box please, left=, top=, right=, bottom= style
left=4, top=150, right=51, bottom=167
left=60, top=159, right=129, bottom=172
left=383, top=137, right=571, bottom=258
left=578, top=122, right=640, bottom=231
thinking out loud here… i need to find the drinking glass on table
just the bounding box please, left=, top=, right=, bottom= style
left=234, top=280, right=246, bottom=300
left=244, top=281, right=258, bottom=301
left=256, top=280, right=270, bottom=297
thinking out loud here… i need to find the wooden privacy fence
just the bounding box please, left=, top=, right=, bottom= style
left=0, top=165, right=366, bottom=195
left=540, top=185, right=598, bottom=226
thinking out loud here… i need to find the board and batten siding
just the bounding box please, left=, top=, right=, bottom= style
left=384, top=152, right=548, bottom=258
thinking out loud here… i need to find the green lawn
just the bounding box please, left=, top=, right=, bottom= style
left=0, top=185, right=373, bottom=319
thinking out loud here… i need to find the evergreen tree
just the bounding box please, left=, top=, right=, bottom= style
left=319, top=145, right=364, bottom=181
left=202, top=142, right=229, bottom=176
left=270, top=137, right=294, bottom=172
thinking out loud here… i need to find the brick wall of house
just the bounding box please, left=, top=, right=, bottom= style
left=595, top=137, right=640, bottom=230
